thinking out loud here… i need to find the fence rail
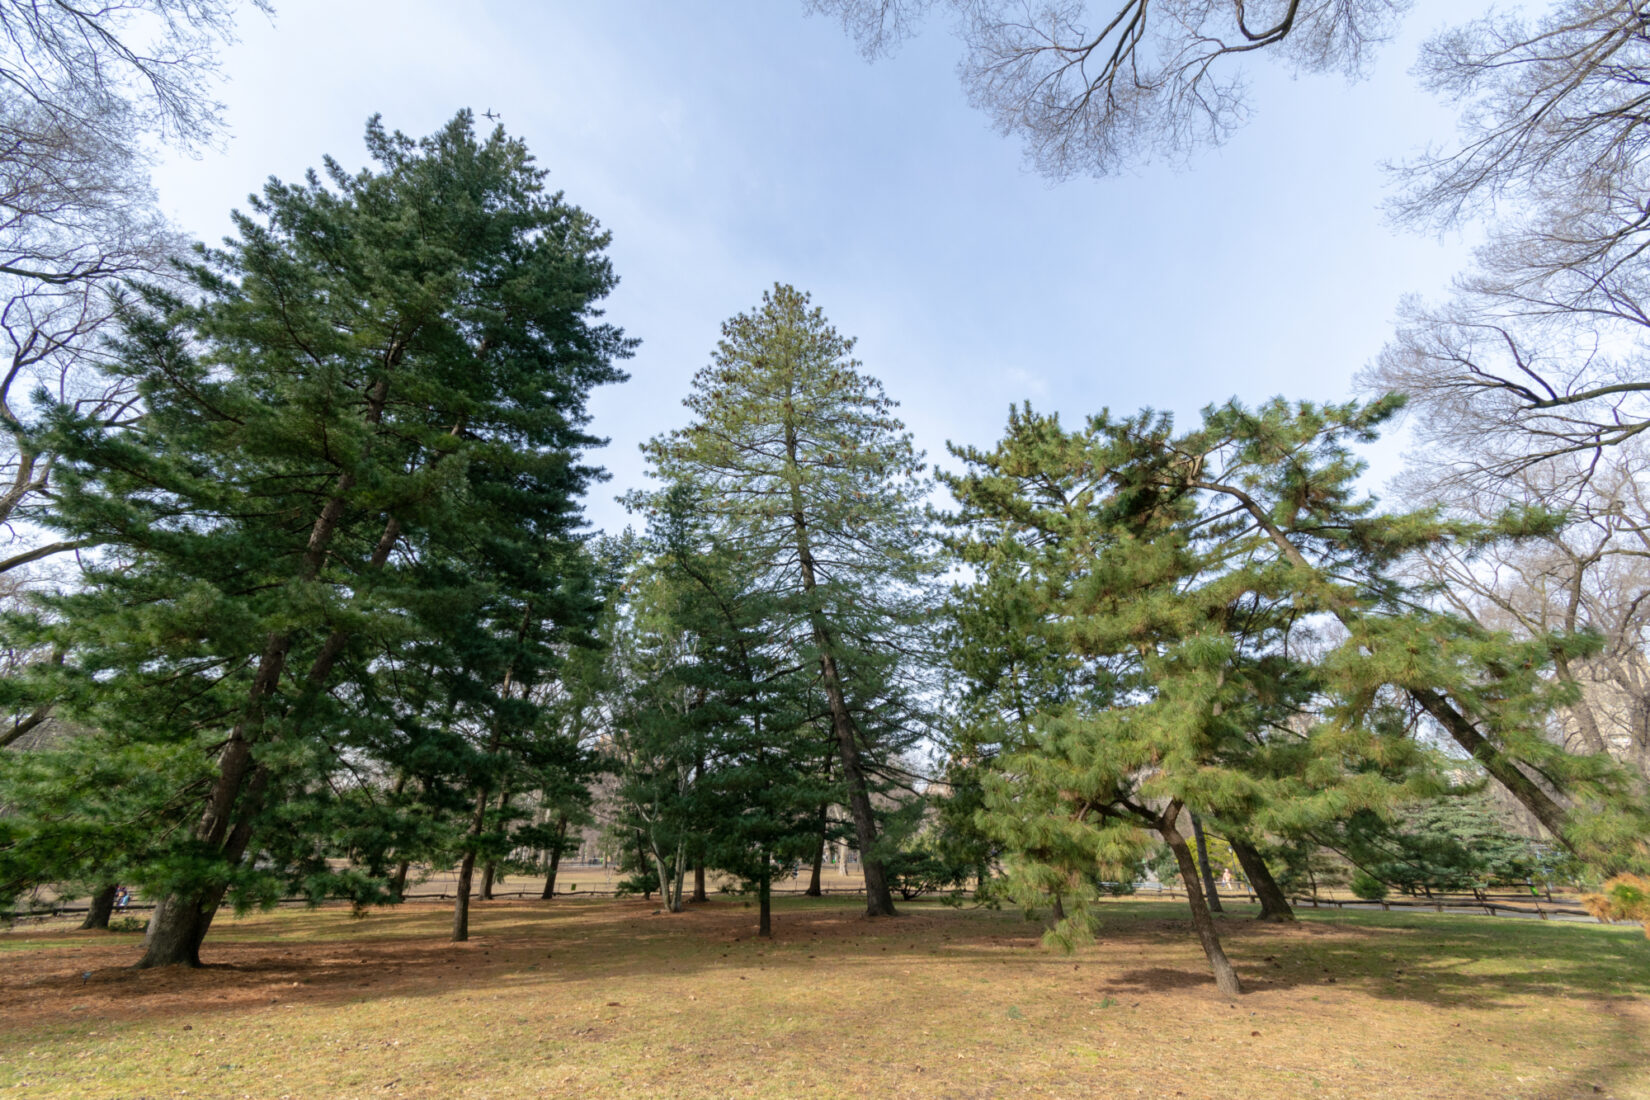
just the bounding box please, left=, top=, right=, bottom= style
left=5, top=881, right=1617, bottom=926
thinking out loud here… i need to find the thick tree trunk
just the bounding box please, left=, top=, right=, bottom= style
left=451, top=850, right=477, bottom=942
left=140, top=894, right=208, bottom=967
left=816, top=648, right=897, bottom=917
left=541, top=816, right=569, bottom=900
left=479, top=862, right=496, bottom=901
left=138, top=461, right=402, bottom=967
left=1191, top=812, right=1224, bottom=914
left=1229, top=837, right=1295, bottom=922
left=1161, top=806, right=1242, bottom=996
left=690, top=861, right=708, bottom=903
left=137, top=763, right=272, bottom=968
left=80, top=884, right=117, bottom=931
left=392, top=860, right=411, bottom=899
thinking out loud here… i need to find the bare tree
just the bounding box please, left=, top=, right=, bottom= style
left=808, top=0, right=1409, bottom=176
left=1367, top=3, right=1650, bottom=482
left=1398, top=451, right=1650, bottom=793
left=0, top=2, right=264, bottom=578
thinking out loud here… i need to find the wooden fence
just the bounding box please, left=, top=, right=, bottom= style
left=5, top=880, right=1616, bottom=926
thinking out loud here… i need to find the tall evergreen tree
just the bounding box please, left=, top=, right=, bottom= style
left=15, top=111, right=630, bottom=965
left=640, top=284, right=937, bottom=917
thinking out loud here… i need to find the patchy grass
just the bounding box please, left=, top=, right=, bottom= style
left=1, top=896, right=1646, bottom=1099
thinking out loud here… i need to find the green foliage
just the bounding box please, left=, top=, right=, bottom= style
left=935, top=391, right=1650, bottom=977
left=633, top=284, right=942, bottom=914
left=607, top=479, right=826, bottom=911
left=875, top=799, right=973, bottom=901
left=1584, top=874, right=1650, bottom=938
left=3, top=111, right=629, bottom=926
left=1333, top=793, right=1550, bottom=895
left=940, top=399, right=1457, bottom=956
left=1349, top=870, right=1389, bottom=901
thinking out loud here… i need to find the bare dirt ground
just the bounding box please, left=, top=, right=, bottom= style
left=1, top=896, right=1646, bottom=1099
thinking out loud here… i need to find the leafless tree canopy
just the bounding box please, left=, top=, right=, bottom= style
left=1397, top=449, right=1650, bottom=788
left=1367, top=3, right=1650, bottom=495
left=0, top=0, right=267, bottom=147
left=0, top=2, right=259, bottom=578
left=807, top=0, right=1409, bottom=176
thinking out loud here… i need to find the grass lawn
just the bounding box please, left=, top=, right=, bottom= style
left=1, top=895, right=1645, bottom=1099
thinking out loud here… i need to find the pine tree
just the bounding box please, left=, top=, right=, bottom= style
left=20, top=112, right=629, bottom=965
left=940, top=400, right=1512, bottom=994
left=609, top=480, right=823, bottom=931
left=640, top=284, right=936, bottom=917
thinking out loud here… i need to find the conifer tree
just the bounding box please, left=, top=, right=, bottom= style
left=939, top=398, right=1601, bottom=993
left=17, top=111, right=629, bottom=965
left=641, top=285, right=936, bottom=917
left=609, top=481, right=822, bottom=929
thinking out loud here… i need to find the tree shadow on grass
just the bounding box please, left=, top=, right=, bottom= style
left=3, top=897, right=1645, bottom=1037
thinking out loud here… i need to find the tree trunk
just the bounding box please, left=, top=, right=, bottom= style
left=758, top=862, right=772, bottom=937
left=1410, top=687, right=1576, bottom=846
left=137, top=762, right=272, bottom=968
left=479, top=862, right=495, bottom=901
left=392, top=860, right=411, bottom=899
left=816, top=649, right=896, bottom=916
left=784, top=424, right=896, bottom=918
left=1229, top=837, right=1294, bottom=922
left=1191, top=811, right=1224, bottom=914
left=1049, top=891, right=1065, bottom=928
left=451, top=849, right=477, bottom=942
left=541, top=816, right=569, bottom=899
left=806, top=809, right=826, bottom=897
left=137, top=466, right=402, bottom=968
left=140, top=893, right=208, bottom=968
left=80, top=884, right=117, bottom=931
left=452, top=769, right=492, bottom=942
left=1161, top=805, right=1242, bottom=996
left=689, top=860, right=708, bottom=903
left=1235, top=503, right=1583, bottom=854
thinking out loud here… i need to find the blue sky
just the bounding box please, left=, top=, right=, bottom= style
left=151, top=1, right=1482, bottom=535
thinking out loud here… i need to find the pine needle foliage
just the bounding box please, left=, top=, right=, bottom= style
left=637, top=284, right=938, bottom=916
left=940, top=396, right=1643, bottom=994
left=6, top=111, right=630, bottom=964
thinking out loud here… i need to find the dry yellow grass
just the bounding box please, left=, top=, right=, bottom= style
left=1, top=895, right=1646, bottom=1099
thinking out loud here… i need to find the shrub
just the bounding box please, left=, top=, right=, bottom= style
left=1350, top=870, right=1388, bottom=901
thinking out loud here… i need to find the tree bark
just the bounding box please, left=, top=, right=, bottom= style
left=690, top=860, right=708, bottom=904
left=1161, top=804, right=1242, bottom=996
left=1191, top=811, right=1224, bottom=914
left=784, top=424, right=896, bottom=918
left=137, top=435, right=402, bottom=968
left=758, top=861, right=772, bottom=937
left=1411, top=687, right=1575, bottom=844
left=453, top=603, right=532, bottom=940
left=541, top=815, right=568, bottom=899
left=80, top=884, right=117, bottom=930
left=806, top=808, right=826, bottom=897
left=391, top=860, right=410, bottom=899
left=1229, top=836, right=1294, bottom=922
left=451, top=849, right=478, bottom=942
left=1218, top=489, right=1584, bottom=852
